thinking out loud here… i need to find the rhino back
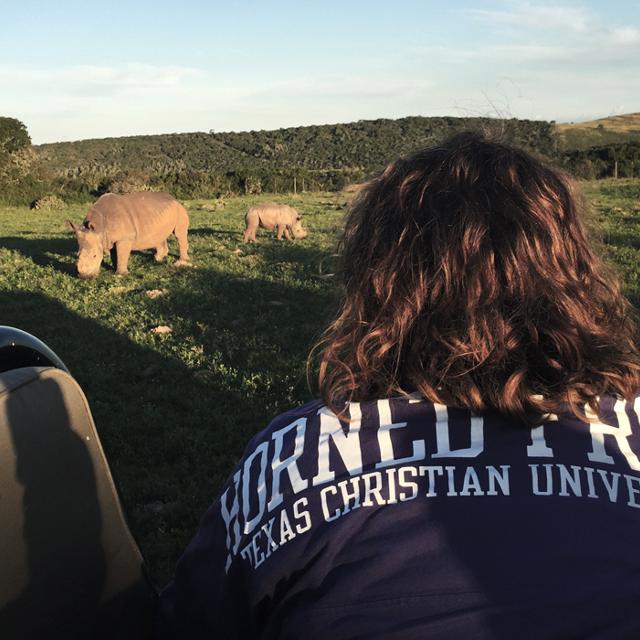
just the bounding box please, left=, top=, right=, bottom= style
left=252, top=203, right=296, bottom=226
left=88, top=192, right=183, bottom=247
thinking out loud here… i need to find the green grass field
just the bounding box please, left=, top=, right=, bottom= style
left=1, top=181, right=640, bottom=586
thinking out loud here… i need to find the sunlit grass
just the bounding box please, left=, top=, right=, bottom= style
left=1, top=182, right=639, bottom=584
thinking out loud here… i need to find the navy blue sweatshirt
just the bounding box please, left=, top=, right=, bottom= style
left=158, top=395, right=640, bottom=639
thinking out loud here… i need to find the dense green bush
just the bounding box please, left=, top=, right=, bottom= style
left=0, top=117, right=30, bottom=155
left=97, top=170, right=151, bottom=195
left=562, top=141, right=640, bottom=179
left=0, top=118, right=48, bottom=205
left=3, top=114, right=639, bottom=205
left=20, top=116, right=557, bottom=204
left=0, top=173, right=52, bottom=206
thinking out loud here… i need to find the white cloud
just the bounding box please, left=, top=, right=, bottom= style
left=249, top=75, right=432, bottom=101
left=433, top=43, right=571, bottom=64
left=466, top=2, right=593, bottom=33
left=414, top=8, right=640, bottom=69
left=463, top=2, right=640, bottom=62
left=2, top=11, right=639, bottom=145
left=0, top=62, right=437, bottom=142
left=0, top=63, right=203, bottom=96
left=611, top=26, right=640, bottom=44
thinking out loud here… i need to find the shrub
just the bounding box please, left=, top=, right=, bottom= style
left=97, top=170, right=151, bottom=195
left=0, top=117, right=31, bottom=154
left=30, top=194, right=66, bottom=210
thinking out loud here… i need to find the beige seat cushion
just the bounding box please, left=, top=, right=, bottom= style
left=0, top=367, right=155, bottom=639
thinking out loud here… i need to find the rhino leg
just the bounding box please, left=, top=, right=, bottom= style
left=173, top=209, right=192, bottom=267
left=243, top=216, right=258, bottom=242
left=283, top=226, right=292, bottom=241
left=276, top=224, right=286, bottom=241
left=242, top=227, right=255, bottom=243
left=115, top=240, right=132, bottom=276
left=155, top=240, right=169, bottom=262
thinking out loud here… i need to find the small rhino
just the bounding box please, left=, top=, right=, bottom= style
left=68, top=192, right=190, bottom=279
left=243, top=203, right=308, bottom=243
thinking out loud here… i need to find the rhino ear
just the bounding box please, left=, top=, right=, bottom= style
left=296, top=215, right=301, bottom=221
left=82, top=220, right=96, bottom=232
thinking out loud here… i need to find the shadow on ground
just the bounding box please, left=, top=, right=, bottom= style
left=0, top=256, right=338, bottom=585
left=0, top=235, right=190, bottom=276
left=188, top=228, right=240, bottom=240
left=0, top=237, right=77, bottom=275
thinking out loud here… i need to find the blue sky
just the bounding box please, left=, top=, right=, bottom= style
left=2, top=0, right=639, bottom=143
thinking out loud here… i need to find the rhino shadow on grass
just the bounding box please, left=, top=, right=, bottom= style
left=188, top=228, right=240, bottom=240
left=0, top=236, right=78, bottom=275
left=188, top=227, right=311, bottom=244
left=0, top=234, right=185, bottom=279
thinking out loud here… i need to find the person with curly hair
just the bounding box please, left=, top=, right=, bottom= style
left=158, top=132, right=640, bottom=639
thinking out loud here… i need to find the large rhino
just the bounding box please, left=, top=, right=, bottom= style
left=243, top=203, right=308, bottom=243
left=68, top=192, right=191, bottom=278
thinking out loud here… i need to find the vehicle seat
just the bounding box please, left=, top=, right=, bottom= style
left=0, top=327, right=156, bottom=639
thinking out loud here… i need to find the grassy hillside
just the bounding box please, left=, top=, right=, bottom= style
left=559, top=112, right=640, bottom=133
left=0, top=115, right=550, bottom=205
left=37, top=131, right=269, bottom=174
left=3, top=112, right=640, bottom=206
left=558, top=112, right=640, bottom=150
left=34, top=115, right=557, bottom=180
left=1, top=181, right=640, bottom=585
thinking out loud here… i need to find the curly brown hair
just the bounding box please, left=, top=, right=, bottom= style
left=313, top=132, right=640, bottom=424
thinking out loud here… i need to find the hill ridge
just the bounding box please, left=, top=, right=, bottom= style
left=559, top=112, right=640, bottom=132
